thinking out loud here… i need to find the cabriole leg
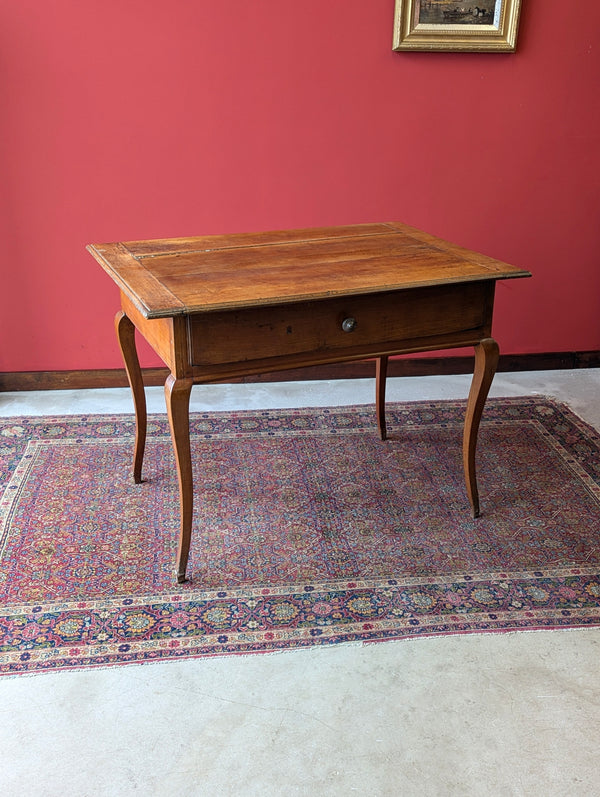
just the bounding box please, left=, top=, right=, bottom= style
left=376, top=355, right=389, bottom=441
left=165, top=374, right=194, bottom=583
left=115, top=311, right=147, bottom=484
left=463, top=337, right=499, bottom=518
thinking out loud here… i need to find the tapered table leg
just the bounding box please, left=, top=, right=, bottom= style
left=376, top=356, right=389, bottom=441
left=165, top=374, right=194, bottom=583
left=115, top=311, right=147, bottom=484
left=463, top=337, right=499, bottom=518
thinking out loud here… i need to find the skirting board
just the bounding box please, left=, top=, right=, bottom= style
left=1, top=351, right=599, bottom=392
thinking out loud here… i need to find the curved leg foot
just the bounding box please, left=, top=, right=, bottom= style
left=165, top=374, right=194, bottom=583
left=376, top=356, right=388, bottom=441
left=115, top=311, right=147, bottom=484
left=463, top=338, right=499, bottom=518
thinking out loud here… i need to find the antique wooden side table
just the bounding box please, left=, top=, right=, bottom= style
left=88, top=222, right=530, bottom=582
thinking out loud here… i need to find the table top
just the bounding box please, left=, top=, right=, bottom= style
left=88, top=222, right=531, bottom=319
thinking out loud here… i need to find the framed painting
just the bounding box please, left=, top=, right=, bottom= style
left=393, top=0, right=522, bottom=52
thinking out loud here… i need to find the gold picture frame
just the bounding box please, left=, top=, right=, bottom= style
left=393, top=0, right=522, bottom=52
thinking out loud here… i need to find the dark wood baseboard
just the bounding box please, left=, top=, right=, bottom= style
left=1, top=351, right=599, bottom=392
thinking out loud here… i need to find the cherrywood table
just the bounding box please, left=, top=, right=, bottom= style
left=88, top=222, right=530, bottom=582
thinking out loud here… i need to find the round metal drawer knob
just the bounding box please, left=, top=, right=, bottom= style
left=341, top=317, right=357, bottom=333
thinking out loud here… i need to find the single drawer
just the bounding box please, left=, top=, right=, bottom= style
left=188, top=282, right=492, bottom=369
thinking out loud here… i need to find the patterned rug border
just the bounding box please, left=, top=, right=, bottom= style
left=2, top=396, right=600, bottom=676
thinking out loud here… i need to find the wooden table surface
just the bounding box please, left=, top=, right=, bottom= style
left=88, top=222, right=528, bottom=318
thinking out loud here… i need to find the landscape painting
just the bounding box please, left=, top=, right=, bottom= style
left=393, top=0, right=522, bottom=51
left=416, top=1, right=501, bottom=27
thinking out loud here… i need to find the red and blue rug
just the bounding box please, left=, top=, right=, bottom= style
left=1, top=397, right=600, bottom=676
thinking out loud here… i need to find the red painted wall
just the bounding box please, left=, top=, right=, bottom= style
left=1, top=1, right=599, bottom=372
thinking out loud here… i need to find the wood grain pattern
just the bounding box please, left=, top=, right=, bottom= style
left=188, top=282, right=492, bottom=371
left=88, top=223, right=530, bottom=319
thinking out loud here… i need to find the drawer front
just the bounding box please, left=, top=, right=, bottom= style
left=188, top=282, right=492, bottom=369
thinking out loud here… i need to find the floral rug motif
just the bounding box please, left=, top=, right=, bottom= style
left=1, top=397, right=600, bottom=676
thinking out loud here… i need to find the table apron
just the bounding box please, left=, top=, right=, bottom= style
left=186, top=281, right=495, bottom=380
left=120, top=294, right=189, bottom=376
left=122, top=281, right=495, bottom=381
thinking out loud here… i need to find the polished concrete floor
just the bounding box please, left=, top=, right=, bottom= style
left=1, top=371, right=599, bottom=796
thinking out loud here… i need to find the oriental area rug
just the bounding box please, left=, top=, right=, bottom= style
left=1, top=397, right=600, bottom=676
